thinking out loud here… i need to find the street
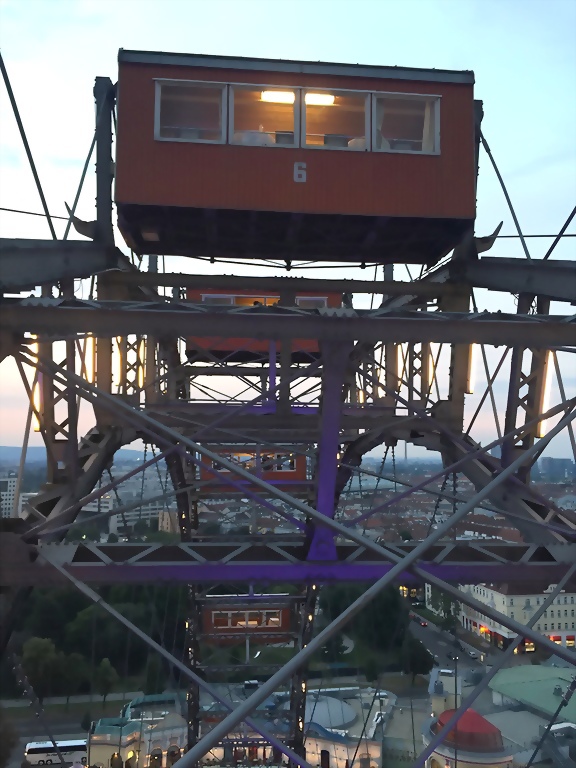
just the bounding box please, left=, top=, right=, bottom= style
left=409, top=615, right=483, bottom=672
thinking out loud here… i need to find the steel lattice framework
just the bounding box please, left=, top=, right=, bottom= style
left=1, top=63, right=575, bottom=768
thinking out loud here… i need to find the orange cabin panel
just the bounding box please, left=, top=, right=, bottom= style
left=186, top=288, right=341, bottom=360
left=115, top=51, right=476, bottom=264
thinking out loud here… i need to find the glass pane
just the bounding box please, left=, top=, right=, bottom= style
left=305, top=92, right=367, bottom=149
left=234, top=295, right=272, bottom=306
left=232, top=87, right=296, bottom=146
left=375, top=96, right=436, bottom=152
left=296, top=297, right=327, bottom=309
left=201, top=295, right=233, bottom=305
left=159, top=84, right=223, bottom=141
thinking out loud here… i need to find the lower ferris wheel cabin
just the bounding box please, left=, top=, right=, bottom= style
left=185, top=288, right=342, bottom=362
left=115, top=50, right=476, bottom=265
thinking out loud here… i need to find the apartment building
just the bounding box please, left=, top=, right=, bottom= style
left=426, top=582, right=576, bottom=653
left=0, top=474, right=17, bottom=518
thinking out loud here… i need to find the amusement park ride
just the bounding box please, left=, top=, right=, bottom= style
left=0, top=49, right=575, bottom=768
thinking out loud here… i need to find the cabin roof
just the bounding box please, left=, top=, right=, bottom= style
left=118, top=49, right=475, bottom=85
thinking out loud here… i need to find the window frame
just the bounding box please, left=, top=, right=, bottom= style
left=153, top=79, right=443, bottom=156
left=301, top=88, right=371, bottom=152
left=295, top=296, right=328, bottom=309
left=371, top=91, right=441, bottom=156
left=200, top=294, right=234, bottom=305
left=228, top=84, right=300, bottom=149
left=154, top=79, right=228, bottom=145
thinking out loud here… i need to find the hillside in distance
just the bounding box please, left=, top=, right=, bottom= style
left=0, top=445, right=144, bottom=464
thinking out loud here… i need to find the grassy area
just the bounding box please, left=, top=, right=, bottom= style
left=1, top=699, right=119, bottom=724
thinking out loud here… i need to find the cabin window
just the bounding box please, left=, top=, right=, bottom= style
left=373, top=95, right=439, bottom=153
left=232, top=295, right=279, bottom=307
left=201, top=295, right=234, bottom=305
left=275, top=453, right=297, bottom=471
left=210, top=609, right=282, bottom=628
left=303, top=91, right=369, bottom=150
left=260, top=452, right=297, bottom=471
left=156, top=82, right=226, bottom=142
left=296, top=296, right=328, bottom=309
left=230, top=86, right=297, bottom=147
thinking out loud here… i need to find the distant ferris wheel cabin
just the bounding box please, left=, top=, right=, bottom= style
left=115, top=50, right=477, bottom=265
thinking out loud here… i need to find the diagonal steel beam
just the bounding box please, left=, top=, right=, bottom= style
left=25, top=448, right=175, bottom=538
left=28, top=350, right=576, bottom=557
left=38, top=553, right=313, bottom=768
left=414, top=563, right=576, bottom=768
left=179, top=405, right=576, bottom=762
left=346, top=394, right=576, bottom=532
left=22, top=353, right=576, bottom=661
left=4, top=301, right=575, bottom=346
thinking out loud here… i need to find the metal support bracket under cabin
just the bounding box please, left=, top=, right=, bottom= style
left=165, top=450, right=203, bottom=756
left=503, top=294, right=552, bottom=482
left=4, top=538, right=576, bottom=587
left=307, top=342, right=353, bottom=561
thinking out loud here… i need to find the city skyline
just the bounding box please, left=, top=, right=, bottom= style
left=1, top=0, right=575, bottom=457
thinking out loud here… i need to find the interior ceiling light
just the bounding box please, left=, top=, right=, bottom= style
left=305, top=92, right=335, bottom=106
left=260, top=90, right=295, bottom=104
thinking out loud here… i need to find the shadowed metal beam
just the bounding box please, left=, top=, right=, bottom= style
left=101, top=270, right=457, bottom=296
left=4, top=538, right=574, bottom=586
left=465, top=257, right=576, bottom=303
left=3, top=301, right=574, bottom=346
left=0, top=240, right=128, bottom=291
left=36, top=551, right=313, bottom=768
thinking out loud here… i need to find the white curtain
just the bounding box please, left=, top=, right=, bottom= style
left=422, top=100, right=435, bottom=153
left=375, top=98, right=385, bottom=149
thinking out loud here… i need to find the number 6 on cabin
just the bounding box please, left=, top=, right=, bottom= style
left=293, top=162, right=307, bottom=183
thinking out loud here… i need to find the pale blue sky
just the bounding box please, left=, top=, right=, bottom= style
left=0, top=0, right=575, bottom=455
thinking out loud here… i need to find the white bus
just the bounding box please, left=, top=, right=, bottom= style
left=25, top=740, right=87, bottom=766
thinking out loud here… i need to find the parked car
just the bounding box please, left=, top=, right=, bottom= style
left=468, top=650, right=478, bottom=658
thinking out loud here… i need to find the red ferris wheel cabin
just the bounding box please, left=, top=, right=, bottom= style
left=115, top=50, right=476, bottom=265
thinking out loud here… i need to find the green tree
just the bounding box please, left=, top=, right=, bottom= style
left=428, top=586, right=459, bottom=629
left=401, top=636, right=434, bottom=683
left=23, top=594, right=67, bottom=645
left=145, top=530, right=180, bottom=544
left=144, top=655, right=164, bottom=695
left=320, top=584, right=408, bottom=652
left=399, top=529, right=413, bottom=541
left=65, top=604, right=149, bottom=673
left=54, top=652, right=88, bottom=708
left=67, top=523, right=100, bottom=542
left=133, top=519, right=150, bottom=536
left=322, top=635, right=346, bottom=663
left=95, top=658, right=119, bottom=707
left=80, top=712, right=92, bottom=733
left=107, top=532, right=119, bottom=543
left=21, top=637, right=59, bottom=702
left=229, top=646, right=244, bottom=666
left=361, top=655, right=380, bottom=684
left=199, top=522, right=221, bottom=535
left=0, top=707, right=17, bottom=768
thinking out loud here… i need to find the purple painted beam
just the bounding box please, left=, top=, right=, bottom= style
left=11, top=561, right=569, bottom=587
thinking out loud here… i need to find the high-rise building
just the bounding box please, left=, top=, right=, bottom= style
left=539, top=457, right=575, bottom=482
left=0, top=474, right=18, bottom=518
